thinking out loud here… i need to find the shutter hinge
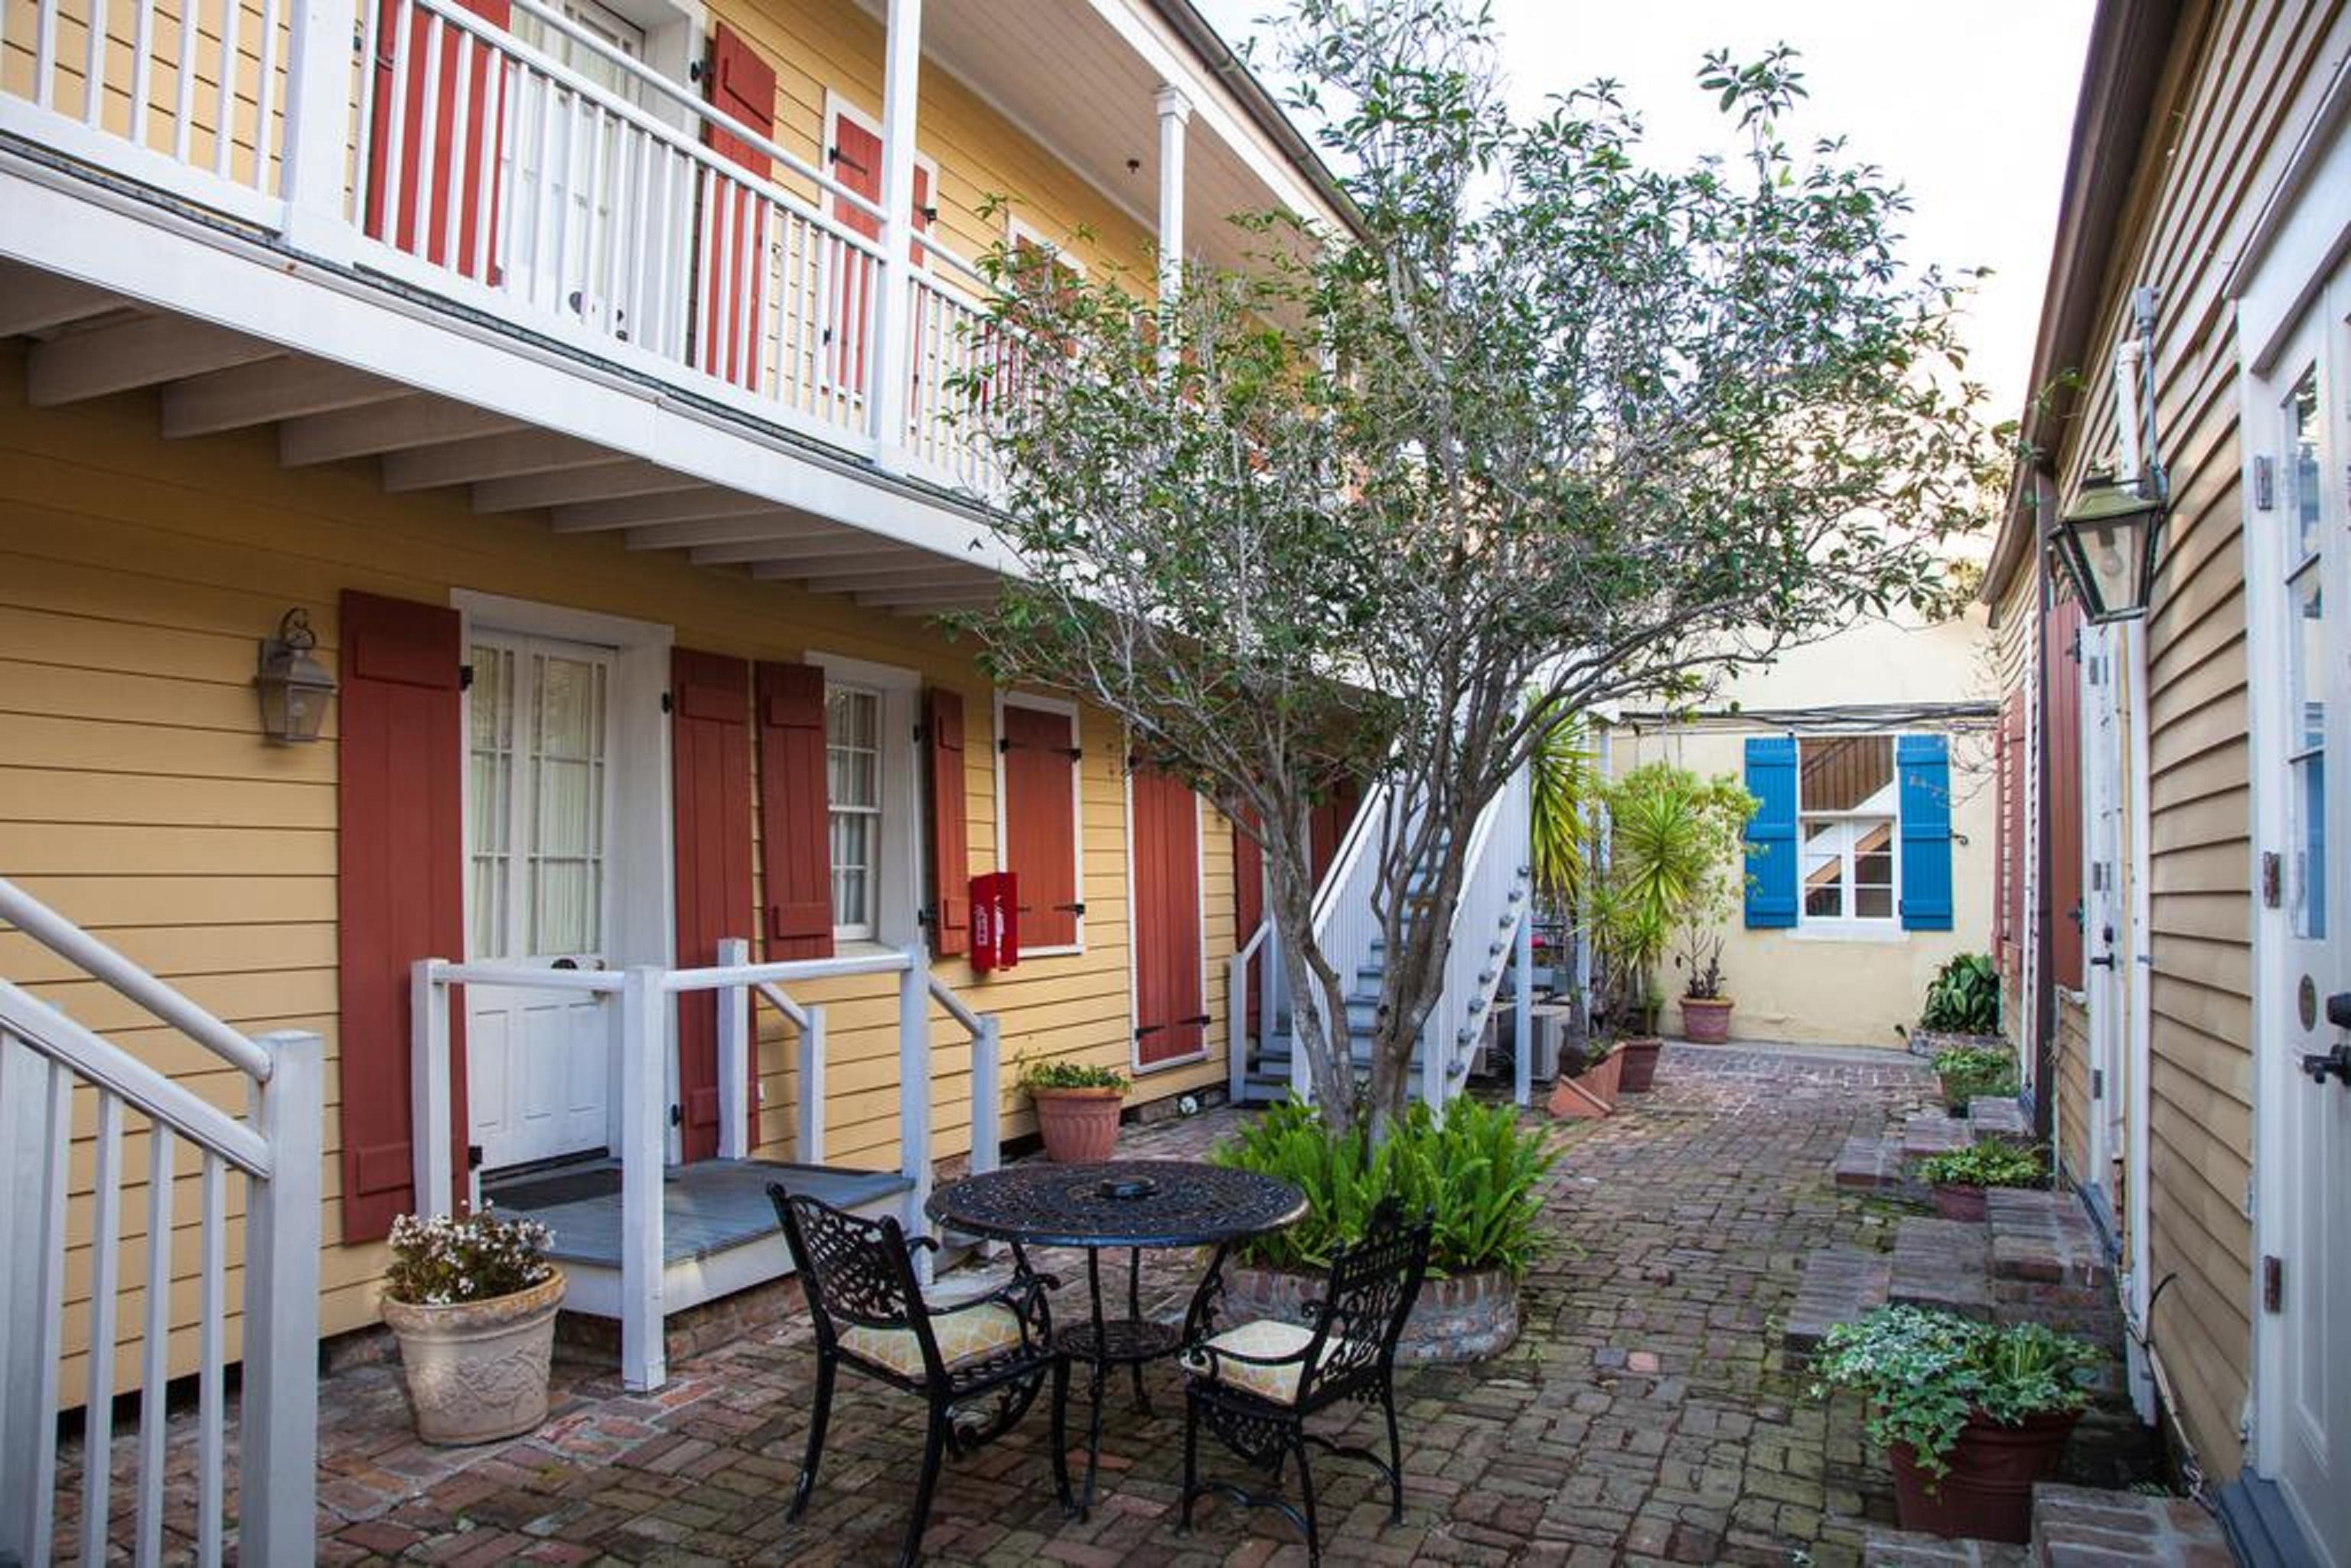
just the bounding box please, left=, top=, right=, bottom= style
left=1061, top=746, right=1084, bottom=761
left=669, top=1103, right=683, bottom=1127
left=997, top=737, right=1011, bottom=754
left=1053, top=901, right=1086, bottom=917
left=2263, top=1255, right=2283, bottom=1313
left=660, top=690, right=673, bottom=714
left=458, top=663, right=474, bottom=691
left=2091, top=1068, right=2104, bottom=1100
left=913, top=723, right=926, bottom=743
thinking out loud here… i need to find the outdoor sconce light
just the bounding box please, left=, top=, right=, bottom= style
left=254, top=608, right=336, bottom=743
left=2049, top=469, right=2166, bottom=623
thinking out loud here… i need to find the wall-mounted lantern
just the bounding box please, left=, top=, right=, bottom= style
left=254, top=608, right=336, bottom=743
left=2049, top=469, right=2166, bottom=622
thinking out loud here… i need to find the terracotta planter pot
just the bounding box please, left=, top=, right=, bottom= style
left=1679, top=996, right=1733, bottom=1044
left=1889, top=1407, right=2082, bottom=1542
left=1615, top=1036, right=1662, bottom=1093
left=1932, top=1183, right=1990, bottom=1222
left=383, top=1269, right=565, bottom=1445
left=1032, top=1085, right=1124, bottom=1162
left=1547, top=1048, right=1622, bottom=1119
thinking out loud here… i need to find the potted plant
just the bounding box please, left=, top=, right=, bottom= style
left=1211, top=1097, right=1556, bottom=1361
left=1915, top=1141, right=2044, bottom=1221
left=1019, top=1057, right=1130, bottom=1162
left=1931, top=1043, right=2018, bottom=1116
left=1811, top=1306, right=2098, bottom=1542
left=1596, top=763, right=1757, bottom=1059
left=382, top=1208, right=564, bottom=1446
left=1673, top=927, right=1733, bottom=1046
left=1920, top=952, right=2002, bottom=1038
left=1546, top=1035, right=1622, bottom=1118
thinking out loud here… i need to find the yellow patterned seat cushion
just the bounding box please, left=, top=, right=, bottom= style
left=1183, top=1319, right=1358, bottom=1405
left=836, top=1301, right=1026, bottom=1379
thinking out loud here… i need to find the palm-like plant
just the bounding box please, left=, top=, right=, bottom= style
left=1594, top=763, right=1757, bottom=1025
left=1528, top=703, right=1597, bottom=910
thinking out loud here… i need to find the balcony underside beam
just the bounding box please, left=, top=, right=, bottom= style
left=281, top=398, right=526, bottom=465
left=161, top=359, right=407, bottom=439
left=472, top=461, right=702, bottom=513
left=0, top=262, right=122, bottom=337
left=625, top=516, right=841, bottom=552
left=549, top=489, right=780, bottom=533
left=27, top=315, right=280, bottom=406
left=383, top=431, right=618, bottom=492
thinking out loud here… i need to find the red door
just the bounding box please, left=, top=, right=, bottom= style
left=698, top=24, right=775, bottom=390
left=365, top=0, right=511, bottom=281
left=1131, top=768, right=1204, bottom=1068
left=670, top=649, right=753, bottom=1162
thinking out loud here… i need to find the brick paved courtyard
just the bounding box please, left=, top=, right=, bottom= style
left=75, top=1042, right=1959, bottom=1565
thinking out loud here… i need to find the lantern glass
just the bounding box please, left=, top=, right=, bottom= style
left=2052, top=474, right=2164, bottom=622
left=255, top=610, right=337, bottom=742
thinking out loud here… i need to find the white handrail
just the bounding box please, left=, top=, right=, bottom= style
left=1419, top=764, right=1531, bottom=1110
left=0, top=875, right=275, bottom=1080
left=927, top=975, right=1000, bottom=1177
left=662, top=949, right=911, bottom=991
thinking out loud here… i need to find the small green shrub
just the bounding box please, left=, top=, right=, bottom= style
left=1811, top=1306, right=2099, bottom=1476
left=1921, top=953, right=2000, bottom=1035
left=1915, top=1141, right=2043, bottom=1190
left=1932, top=1042, right=2018, bottom=1110
left=1016, top=1057, right=1129, bottom=1094
left=1212, top=1097, right=1560, bottom=1278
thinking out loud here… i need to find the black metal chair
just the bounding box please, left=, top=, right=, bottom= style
left=766, top=1183, right=1071, bottom=1566
left=1176, top=1196, right=1434, bottom=1564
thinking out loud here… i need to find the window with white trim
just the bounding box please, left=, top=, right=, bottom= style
left=826, top=683, right=884, bottom=939
left=1798, top=735, right=1898, bottom=924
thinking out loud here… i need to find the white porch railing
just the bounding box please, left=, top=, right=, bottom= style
left=413, top=936, right=998, bottom=1391
left=0, top=875, right=321, bottom=1568
left=1417, top=761, right=1532, bottom=1110
left=0, top=0, right=1012, bottom=494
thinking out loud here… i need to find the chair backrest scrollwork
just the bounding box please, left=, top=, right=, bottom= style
left=1296, top=1195, right=1433, bottom=1406
left=768, top=1183, right=947, bottom=1382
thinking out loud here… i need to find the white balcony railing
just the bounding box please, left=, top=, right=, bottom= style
left=0, top=0, right=1009, bottom=495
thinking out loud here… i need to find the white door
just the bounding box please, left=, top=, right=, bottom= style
left=2079, top=622, right=2127, bottom=1201
left=2263, top=277, right=2351, bottom=1566
left=466, top=632, right=618, bottom=1172
left=503, top=0, right=650, bottom=336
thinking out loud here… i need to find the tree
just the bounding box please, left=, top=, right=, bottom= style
left=953, top=0, right=1997, bottom=1139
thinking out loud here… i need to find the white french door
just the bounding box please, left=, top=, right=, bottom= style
left=2259, top=270, right=2351, bottom=1567
left=2079, top=621, right=2127, bottom=1201
left=466, top=631, right=618, bottom=1171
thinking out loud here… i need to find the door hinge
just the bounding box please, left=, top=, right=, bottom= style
left=458, top=663, right=474, bottom=691
left=2263, top=1254, right=2283, bottom=1313
left=2261, top=851, right=2283, bottom=908
left=668, top=1103, right=683, bottom=1127
left=660, top=690, right=673, bottom=714
left=2253, top=455, right=2274, bottom=510
left=2092, top=1068, right=2104, bottom=1101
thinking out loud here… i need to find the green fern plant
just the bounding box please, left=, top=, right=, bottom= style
left=1921, top=953, right=2000, bottom=1034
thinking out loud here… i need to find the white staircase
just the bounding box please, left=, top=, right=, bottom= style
left=0, top=876, right=321, bottom=1567
left=1231, top=764, right=1534, bottom=1112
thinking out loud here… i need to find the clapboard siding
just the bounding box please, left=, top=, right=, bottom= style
left=2024, top=0, right=2346, bottom=1481
left=0, top=340, right=1234, bottom=1399
left=2055, top=995, right=2092, bottom=1187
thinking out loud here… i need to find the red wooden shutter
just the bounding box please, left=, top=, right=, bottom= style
left=911, top=162, right=934, bottom=264
left=698, top=24, right=776, bottom=391
left=756, top=662, right=836, bottom=961
left=2044, top=598, right=2087, bottom=988
left=1002, top=703, right=1079, bottom=950
left=364, top=0, right=511, bottom=281
left=1232, top=806, right=1264, bottom=1039
left=1132, top=768, right=1204, bottom=1066
left=924, top=687, right=970, bottom=957
left=336, top=591, right=468, bottom=1241
left=826, top=111, right=884, bottom=396
left=671, top=649, right=753, bottom=1163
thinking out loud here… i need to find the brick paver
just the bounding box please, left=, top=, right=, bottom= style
left=64, top=1042, right=1955, bottom=1565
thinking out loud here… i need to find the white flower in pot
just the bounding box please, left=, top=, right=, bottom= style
left=381, top=1208, right=565, bottom=1445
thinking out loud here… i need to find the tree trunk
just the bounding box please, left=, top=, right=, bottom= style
left=1260, top=803, right=1355, bottom=1131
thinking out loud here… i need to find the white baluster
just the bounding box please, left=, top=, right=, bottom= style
left=410, top=960, right=453, bottom=1219
left=80, top=1090, right=125, bottom=1567
left=0, top=1035, right=70, bottom=1567
left=242, top=1029, right=321, bottom=1568
left=796, top=1002, right=826, bottom=1165
left=716, top=937, right=751, bottom=1160
left=195, top=1153, right=226, bottom=1567
left=83, top=0, right=109, bottom=126
left=135, top=1121, right=175, bottom=1568
left=211, top=0, right=241, bottom=178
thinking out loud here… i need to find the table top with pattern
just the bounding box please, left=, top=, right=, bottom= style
left=926, top=1159, right=1306, bottom=1250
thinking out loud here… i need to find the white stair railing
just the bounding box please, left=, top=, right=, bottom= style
left=1417, top=763, right=1533, bottom=1112
left=0, top=875, right=321, bottom=1568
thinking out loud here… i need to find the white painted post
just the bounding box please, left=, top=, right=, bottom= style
left=970, top=1014, right=1000, bottom=1176
left=866, top=0, right=924, bottom=465
left=715, top=937, right=751, bottom=1160
left=410, top=959, right=453, bottom=1218
left=797, top=1004, right=827, bottom=1165
left=0, top=1033, right=70, bottom=1568
left=1514, top=901, right=1534, bottom=1108
left=1226, top=949, right=1247, bottom=1104
left=1153, top=84, right=1190, bottom=369
left=618, top=967, right=668, bottom=1391
left=278, top=0, right=361, bottom=257
left=897, top=952, right=932, bottom=1266
left=242, top=1028, right=322, bottom=1568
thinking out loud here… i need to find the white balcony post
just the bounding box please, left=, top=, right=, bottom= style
left=242, top=1029, right=322, bottom=1568
left=970, top=1014, right=1001, bottom=1176
left=797, top=1004, right=827, bottom=1165
left=1514, top=898, right=1534, bottom=1108
left=279, top=0, right=361, bottom=259
left=898, top=950, right=933, bottom=1271
left=867, top=0, right=924, bottom=465
left=410, top=960, right=454, bottom=1217
left=1153, top=84, right=1191, bottom=367
left=618, top=967, right=668, bottom=1391
left=716, top=937, right=752, bottom=1159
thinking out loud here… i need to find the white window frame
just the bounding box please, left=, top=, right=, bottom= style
left=1791, top=731, right=1906, bottom=943
left=807, top=651, right=921, bottom=954
left=823, top=681, right=885, bottom=942
left=993, top=691, right=1086, bottom=957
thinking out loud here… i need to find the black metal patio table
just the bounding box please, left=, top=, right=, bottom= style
left=926, top=1159, right=1306, bottom=1516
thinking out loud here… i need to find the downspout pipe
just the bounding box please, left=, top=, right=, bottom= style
left=2031, top=467, right=2061, bottom=1149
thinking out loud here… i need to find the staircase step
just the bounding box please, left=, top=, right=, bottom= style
left=1785, top=1247, right=1891, bottom=1354
left=1967, top=1097, right=2032, bottom=1144
left=1891, top=1217, right=1994, bottom=1319
left=2031, top=1483, right=2229, bottom=1566
left=1858, top=1526, right=2029, bottom=1566
left=1903, top=1111, right=1974, bottom=1159
left=1831, top=1133, right=1903, bottom=1190
left=1984, top=1189, right=2112, bottom=1289
left=2215, top=1474, right=2323, bottom=1568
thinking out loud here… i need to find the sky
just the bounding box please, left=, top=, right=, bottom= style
left=1191, top=0, right=2098, bottom=430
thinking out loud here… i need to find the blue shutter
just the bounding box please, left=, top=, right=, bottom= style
left=1897, top=733, right=1954, bottom=931
left=1743, top=735, right=1798, bottom=928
